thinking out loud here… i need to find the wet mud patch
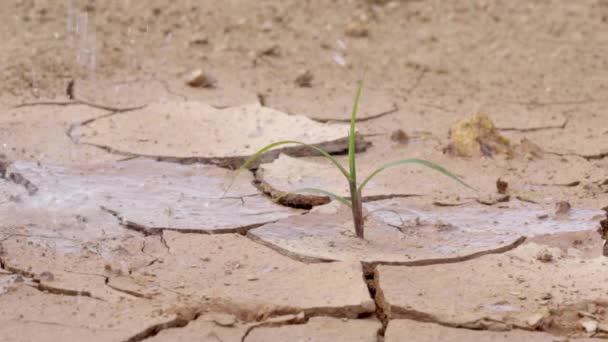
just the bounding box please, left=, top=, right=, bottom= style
left=4, top=159, right=301, bottom=234
left=375, top=243, right=608, bottom=338
left=74, top=101, right=369, bottom=169
left=248, top=198, right=603, bottom=270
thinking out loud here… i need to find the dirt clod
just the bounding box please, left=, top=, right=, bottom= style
left=445, top=113, right=512, bottom=157
left=535, top=248, right=553, bottom=263
left=496, top=178, right=508, bottom=194
left=555, top=201, right=571, bottom=217
left=294, top=70, right=313, bottom=87
left=390, top=129, right=409, bottom=144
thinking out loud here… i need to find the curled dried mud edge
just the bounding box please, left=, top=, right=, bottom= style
left=123, top=297, right=378, bottom=342
left=246, top=228, right=527, bottom=269
left=253, top=167, right=422, bottom=209
left=100, top=205, right=301, bottom=237
left=68, top=112, right=371, bottom=169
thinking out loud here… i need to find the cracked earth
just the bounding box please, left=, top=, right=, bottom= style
left=2, top=0, right=608, bottom=341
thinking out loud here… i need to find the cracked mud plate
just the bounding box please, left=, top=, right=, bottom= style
left=0, top=104, right=120, bottom=164
left=256, top=146, right=607, bottom=208
left=0, top=285, right=178, bottom=342
left=3, top=159, right=301, bottom=234
left=266, top=84, right=397, bottom=122
left=1, top=231, right=375, bottom=324
left=75, top=101, right=367, bottom=168
left=376, top=243, right=608, bottom=337
left=248, top=198, right=603, bottom=269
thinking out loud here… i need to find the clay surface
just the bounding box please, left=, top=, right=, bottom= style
left=1, top=1, right=607, bottom=340
left=249, top=198, right=602, bottom=269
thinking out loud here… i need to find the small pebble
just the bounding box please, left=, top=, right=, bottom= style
left=185, top=69, right=216, bottom=88
left=345, top=20, right=369, bottom=37
left=579, top=318, right=598, bottom=334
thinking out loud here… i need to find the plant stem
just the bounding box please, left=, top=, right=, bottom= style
left=349, top=182, right=364, bottom=238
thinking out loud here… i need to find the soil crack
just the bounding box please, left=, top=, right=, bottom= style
left=240, top=312, right=307, bottom=342
left=14, top=97, right=146, bottom=114
left=0, top=250, right=103, bottom=300
left=313, top=104, right=399, bottom=124
left=498, top=119, right=568, bottom=132
left=365, top=265, right=388, bottom=340
left=102, top=205, right=292, bottom=237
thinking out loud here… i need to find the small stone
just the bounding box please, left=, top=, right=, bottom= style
left=390, top=129, right=409, bottom=144
left=210, top=313, right=237, bottom=327
left=540, top=292, right=552, bottom=300
left=527, top=313, right=544, bottom=327
left=579, top=318, right=598, bottom=334
left=535, top=249, right=553, bottom=263
left=185, top=69, right=216, bottom=88
left=294, top=70, right=313, bottom=87
left=345, top=20, right=369, bottom=37
left=246, top=275, right=259, bottom=281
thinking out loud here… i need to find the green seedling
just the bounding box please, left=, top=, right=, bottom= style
left=240, top=81, right=472, bottom=239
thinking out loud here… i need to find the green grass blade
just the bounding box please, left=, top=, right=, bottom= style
left=348, top=81, right=363, bottom=182
left=358, top=158, right=474, bottom=193
left=294, top=187, right=352, bottom=207
left=239, top=140, right=351, bottom=182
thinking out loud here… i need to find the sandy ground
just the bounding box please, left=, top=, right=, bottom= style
left=1, top=0, right=608, bottom=341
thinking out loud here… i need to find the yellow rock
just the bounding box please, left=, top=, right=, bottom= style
left=445, top=113, right=511, bottom=157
